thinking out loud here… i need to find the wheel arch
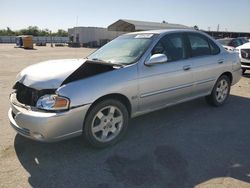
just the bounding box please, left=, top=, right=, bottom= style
left=220, top=71, right=233, bottom=84
left=85, top=93, right=132, bottom=119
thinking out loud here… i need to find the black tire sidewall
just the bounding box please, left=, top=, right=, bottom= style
left=83, top=99, right=129, bottom=148
left=242, top=68, right=246, bottom=74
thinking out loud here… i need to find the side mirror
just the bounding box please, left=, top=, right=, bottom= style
left=145, top=54, right=168, bottom=66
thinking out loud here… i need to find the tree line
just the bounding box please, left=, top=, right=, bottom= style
left=0, top=26, right=68, bottom=37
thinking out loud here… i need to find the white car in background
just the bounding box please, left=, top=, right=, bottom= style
left=236, top=42, right=250, bottom=74
left=217, top=38, right=250, bottom=74
left=217, top=38, right=248, bottom=52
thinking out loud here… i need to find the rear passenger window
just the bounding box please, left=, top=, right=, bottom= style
left=188, top=33, right=211, bottom=57
left=208, top=39, right=220, bottom=55
left=152, top=33, right=187, bottom=62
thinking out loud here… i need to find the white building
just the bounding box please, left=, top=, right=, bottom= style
left=108, top=19, right=190, bottom=32
left=68, top=19, right=189, bottom=47
left=68, top=27, right=124, bottom=47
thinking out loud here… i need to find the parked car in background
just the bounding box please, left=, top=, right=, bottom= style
left=9, top=29, right=241, bottom=148
left=217, top=38, right=248, bottom=51
left=236, top=42, right=250, bottom=74
left=237, top=37, right=249, bottom=44
left=217, top=37, right=250, bottom=74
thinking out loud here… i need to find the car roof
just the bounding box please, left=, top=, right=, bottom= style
left=124, top=29, right=197, bottom=35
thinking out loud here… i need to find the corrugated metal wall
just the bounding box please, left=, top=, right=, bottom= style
left=68, top=27, right=125, bottom=46
left=0, top=36, right=69, bottom=43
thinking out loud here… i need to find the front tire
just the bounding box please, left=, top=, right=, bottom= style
left=206, top=75, right=231, bottom=107
left=83, top=99, right=129, bottom=148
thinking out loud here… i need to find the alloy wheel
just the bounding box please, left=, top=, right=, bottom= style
left=91, top=105, right=123, bottom=143
left=215, top=79, right=229, bottom=103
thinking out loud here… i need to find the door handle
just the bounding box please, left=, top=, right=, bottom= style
left=183, top=65, right=191, bottom=71
left=218, top=59, right=224, bottom=64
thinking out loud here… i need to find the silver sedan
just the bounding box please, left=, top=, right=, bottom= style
left=9, top=29, right=241, bottom=147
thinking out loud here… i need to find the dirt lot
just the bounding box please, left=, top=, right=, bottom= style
left=0, top=44, right=250, bottom=188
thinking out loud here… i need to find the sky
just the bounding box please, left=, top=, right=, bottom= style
left=1, top=0, right=250, bottom=32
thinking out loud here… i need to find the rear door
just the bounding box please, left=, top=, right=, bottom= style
left=186, top=32, right=224, bottom=96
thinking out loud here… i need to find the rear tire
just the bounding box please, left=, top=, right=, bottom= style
left=242, top=68, right=246, bottom=75
left=206, top=75, right=231, bottom=107
left=83, top=99, right=129, bottom=148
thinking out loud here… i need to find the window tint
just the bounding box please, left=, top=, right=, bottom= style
left=152, top=33, right=186, bottom=62
left=208, top=39, right=220, bottom=55
left=188, top=33, right=211, bottom=57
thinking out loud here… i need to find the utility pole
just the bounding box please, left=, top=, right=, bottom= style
left=50, top=31, right=53, bottom=47
left=217, top=24, right=220, bottom=32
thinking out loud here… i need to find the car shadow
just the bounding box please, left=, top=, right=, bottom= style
left=14, top=95, right=250, bottom=188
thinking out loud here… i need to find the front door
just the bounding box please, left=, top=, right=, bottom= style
left=138, top=33, right=193, bottom=112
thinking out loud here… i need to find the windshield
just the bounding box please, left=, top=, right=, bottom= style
left=88, top=34, right=156, bottom=65
left=238, top=37, right=248, bottom=44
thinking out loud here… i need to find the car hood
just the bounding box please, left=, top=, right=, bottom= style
left=16, top=58, right=117, bottom=90
left=16, top=59, right=86, bottom=90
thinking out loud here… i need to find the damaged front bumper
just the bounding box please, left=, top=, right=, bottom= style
left=8, top=93, right=91, bottom=142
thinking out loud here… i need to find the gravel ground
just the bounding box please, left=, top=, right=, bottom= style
left=0, top=44, right=250, bottom=188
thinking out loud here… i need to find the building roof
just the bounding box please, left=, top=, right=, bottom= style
left=124, top=29, right=197, bottom=35
left=108, top=19, right=190, bottom=32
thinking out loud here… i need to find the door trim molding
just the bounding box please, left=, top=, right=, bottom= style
left=140, top=77, right=215, bottom=98
left=140, top=82, right=193, bottom=98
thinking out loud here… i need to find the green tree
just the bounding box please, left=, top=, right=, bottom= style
left=0, top=27, right=15, bottom=36
left=54, top=29, right=68, bottom=37
left=0, top=26, right=68, bottom=36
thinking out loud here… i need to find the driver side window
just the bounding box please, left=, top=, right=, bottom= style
left=152, top=41, right=166, bottom=54
left=151, top=33, right=186, bottom=62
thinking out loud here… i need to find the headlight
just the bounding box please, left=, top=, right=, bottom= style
left=36, top=95, right=70, bottom=111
